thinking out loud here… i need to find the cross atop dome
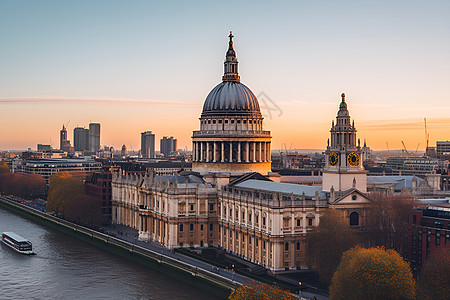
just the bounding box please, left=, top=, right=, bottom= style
left=223, top=31, right=240, bottom=82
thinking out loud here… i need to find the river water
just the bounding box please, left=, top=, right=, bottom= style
left=0, top=206, right=219, bottom=299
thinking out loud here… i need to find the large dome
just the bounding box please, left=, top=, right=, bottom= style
left=202, top=81, right=261, bottom=117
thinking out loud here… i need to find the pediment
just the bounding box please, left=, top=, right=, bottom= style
left=331, top=189, right=371, bottom=205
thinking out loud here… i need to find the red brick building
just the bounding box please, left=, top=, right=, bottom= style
left=85, top=168, right=112, bottom=223
left=407, top=205, right=450, bottom=272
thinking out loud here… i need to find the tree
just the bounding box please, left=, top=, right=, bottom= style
left=229, top=281, right=296, bottom=300
left=65, top=194, right=103, bottom=227
left=0, top=172, right=45, bottom=198
left=330, top=246, right=416, bottom=300
left=417, top=248, right=450, bottom=300
left=0, top=162, right=9, bottom=174
left=369, top=191, right=418, bottom=255
left=305, top=210, right=359, bottom=286
left=47, top=172, right=84, bottom=215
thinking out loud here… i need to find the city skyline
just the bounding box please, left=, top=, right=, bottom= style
left=1, top=1, right=449, bottom=151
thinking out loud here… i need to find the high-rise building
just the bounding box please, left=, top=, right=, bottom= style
left=73, top=127, right=89, bottom=151
left=121, top=145, right=128, bottom=157
left=160, top=137, right=177, bottom=157
left=141, top=131, right=155, bottom=158
left=89, top=123, right=101, bottom=153
left=60, top=124, right=68, bottom=150
left=436, top=141, right=450, bottom=159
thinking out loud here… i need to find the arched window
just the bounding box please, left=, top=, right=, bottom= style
left=350, top=211, right=359, bottom=226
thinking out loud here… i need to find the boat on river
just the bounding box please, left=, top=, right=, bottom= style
left=1, top=232, right=34, bottom=255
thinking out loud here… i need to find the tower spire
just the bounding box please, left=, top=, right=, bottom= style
left=222, top=31, right=240, bottom=83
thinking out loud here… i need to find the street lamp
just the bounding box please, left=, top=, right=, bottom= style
left=298, top=282, right=302, bottom=298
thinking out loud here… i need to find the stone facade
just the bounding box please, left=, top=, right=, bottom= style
left=111, top=172, right=218, bottom=248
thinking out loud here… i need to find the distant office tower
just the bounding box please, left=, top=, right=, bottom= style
left=436, top=141, right=450, bottom=159
left=160, top=136, right=177, bottom=157
left=74, top=127, right=89, bottom=151
left=141, top=131, right=155, bottom=158
left=121, top=145, right=128, bottom=157
left=37, top=144, right=52, bottom=151
left=60, top=124, right=67, bottom=150
left=89, top=123, right=101, bottom=153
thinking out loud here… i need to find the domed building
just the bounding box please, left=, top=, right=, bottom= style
left=192, top=33, right=272, bottom=176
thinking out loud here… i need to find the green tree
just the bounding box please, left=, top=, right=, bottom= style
left=47, top=172, right=83, bottom=215
left=417, top=248, right=450, bottom=300
left=0, top=162, right=10, bottom=174
left=330, top=246, right=416, bottom=300
left=305, top=210, right=359, bottom=286
left=229, top=281, right=296, bottom=300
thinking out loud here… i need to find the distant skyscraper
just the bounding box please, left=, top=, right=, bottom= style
left=74, top=127, right=89, bottom=151
left=160, top=136, right=177, bottom=157
left=141, top=131, right=155, bottom=158
left=89, top=123, right=101, bottom=153
left=60, top=124, right=67, bottom=150
left=121, top=144, right=128, bottom=157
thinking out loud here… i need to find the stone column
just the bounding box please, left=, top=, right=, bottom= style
left=193, top=142, right=197, bottom=161
left=221, top=142, right=225, bottom=162
left=200, top=142, right=204, bottom=161
left=253, top=142, right=256, bottom=162
left=268, top=142, right=271, bottom=161
left=263, top=142, right=266, bottom=162
left=206, top=142, right=210, bottom=162
left=258, top=142, right=262, bottom=162
left=237, top=142, right=241, bottom=162
left=229, top=142, right=233, bottom=162
left=246, top=142, right=249, bottom=162
left=213, top=142, right=217, bottom=162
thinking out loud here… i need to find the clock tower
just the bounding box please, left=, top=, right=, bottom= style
left=322, top=93, right=367, bottom=192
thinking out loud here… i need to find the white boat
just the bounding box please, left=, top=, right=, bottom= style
left=1, top=232, right=35, bottom=255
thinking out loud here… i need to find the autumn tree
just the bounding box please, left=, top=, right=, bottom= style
left=305, top=210, right=359, bottom=286
left=0, top=172, right=45, bottom=198
left=0, top=162, right=10, bottom=174
left=65, top=194, right=103, bottom=228
left=417, top=248, right=450, bottom=300
left=47, top=172, right=84, bottom=215
left=229, top=281, right=296, bottom=300
left=330, top=246, right=416, bottom=300
left=369, top=191, right=418, bottom=255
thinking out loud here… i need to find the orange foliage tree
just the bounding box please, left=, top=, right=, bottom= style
left=0, top=162, right=9, bottom=174
left=305, top=210, right=359, bottom=286
left=0, top=172, right=45, bottom=198
left=369, top=191, right=418, bottom=255
left=229, top=281, right=296, bottom=300
left=65, top=194, right=103, bottom=228
left=417, top=248, right=450, bottom=300
left=47, top=172, right=84, bottom=215
left=330, top=246, right=416, bottom=300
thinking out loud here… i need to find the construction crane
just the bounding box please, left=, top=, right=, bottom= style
left=424, top=118, right=430, bottom=151
left=401, top=141, right=415, bottom=171
left=386, top=142, right=390, bottom=154
left=415, top=143, right=420, bottom=155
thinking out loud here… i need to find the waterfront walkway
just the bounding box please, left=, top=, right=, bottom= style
left=0, top=195, right=328, bottom=300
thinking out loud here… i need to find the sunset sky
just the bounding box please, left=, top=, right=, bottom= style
left=1, top=1, right=449, bottom=152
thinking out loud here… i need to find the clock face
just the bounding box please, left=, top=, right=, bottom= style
left=347, top=152, right=360, bottom=166
left=329, top=152, right=338, bottom=166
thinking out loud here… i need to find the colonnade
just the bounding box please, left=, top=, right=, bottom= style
left=192, top=141, right=270, bottom=163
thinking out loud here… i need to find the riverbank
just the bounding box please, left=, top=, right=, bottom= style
left=0, top=195, right=237, bottom=299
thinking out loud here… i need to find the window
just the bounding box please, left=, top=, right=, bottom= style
left=190, top=224, right=193, bottom=231
left=242, top=212, right=245, bottom=222
left=308, top=218, right=313, bottom=226
left=210, top=224, right=213, bottom=231
left=248, top=213, right=252, bottom=223
left=209, top=204, right=214, bottom=211
left=200, top=225, right=203, bottom=230
left=256, top=215, right=259, bottom=224
left=208, top=120, right=211, bottom=124
left=285, top=242, right=289, bottom=251
left=263, top=241, right=266, bottom=250
left=349, top=212, right=359, bottom=226
left=225, top=120, right=228, bottom=124
left=231, top=120, right=234, bottom=124
left=296, top=219, right=301, bottom=227
left=243, top=120, right=247, bottom=124
left=218, top=120, right=222, bottom=124
left=213, top=120, right=216, bottom=124
left=296, top=242, right=300, bottom=251
left=180, top=224, right=184, bottom=231
left=190, top=204, right=194, bottom=211
left=413, top=215, right=417, bottom=225
left=263, top=217, right=266, bottom=226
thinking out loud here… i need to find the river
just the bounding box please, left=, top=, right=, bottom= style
left=0, top=206, right=221, bottom=299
